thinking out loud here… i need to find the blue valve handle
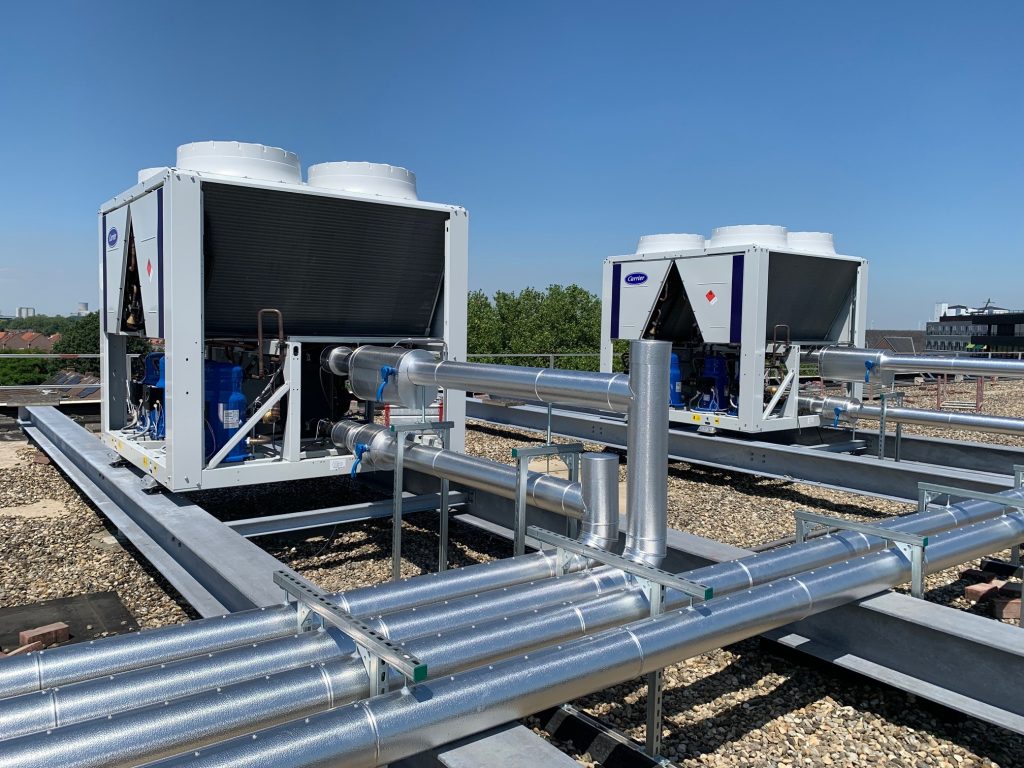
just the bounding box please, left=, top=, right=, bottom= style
left=864, top=360, right=875, bottom=383
left=376, top=365, right=397, bottom=401
left=351, top=442, right=370, bottom=478
left=832, top=406, right=843, bottom=428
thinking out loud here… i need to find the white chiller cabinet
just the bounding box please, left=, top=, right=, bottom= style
left=99, top=143, right=467, bottom=491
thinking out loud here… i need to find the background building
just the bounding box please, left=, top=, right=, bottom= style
left=16, top=307, right=36, bottom=319
left=926, top=300, right=1024, bottom=353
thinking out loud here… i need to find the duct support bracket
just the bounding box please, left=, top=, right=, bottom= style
left=390, top=421, right=455, bottom=578
left=527, top=526, right=711, bottom=758
left=878, top=390, right=904, bottom=461
left=1014, top=465, right=1024, bottom=565
left=273, top=570, right=427, bottom=689
left=644, top=578, right=666, bottom=757
left=527, top=527, right=714, bottom=600
left=919, top=475, right=1024, bottom=567
left=511, top=443, right=585, bottom=555
left=794, top=510, right=929, bottom=598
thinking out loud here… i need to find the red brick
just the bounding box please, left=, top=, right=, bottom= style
left=959, top=568, right=997, bottom=583
left=5, top=641, right=43, bottom=656
left=992, top=596, right=1022, bottom=621
left=18, top=622, right=70, bottom=647
left=964, top=580, right=1005, bottom=604
left=997, top=582, right=1022, bottom=597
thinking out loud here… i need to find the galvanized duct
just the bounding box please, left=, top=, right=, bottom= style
left=330, top=339, right=670, bottom=567
left=621, top=340, right=670, bottom=566
left=146, top=509, right=1024, bottom=768
left=323, top=345, right=633, bottom=413
left=0, top=568, right=633, bottom=749
left=2, top=488, right=1019, bottom=763
left=0, top=552, right=567, bottom=701
left=331, top=421, right=585, bottom=518
left=807, top=346, right=1024, bottom=384
left=800, top=394, right=1024, bottom=437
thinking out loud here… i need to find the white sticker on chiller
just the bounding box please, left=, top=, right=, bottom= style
left=222, top=410, right=240, bottom=429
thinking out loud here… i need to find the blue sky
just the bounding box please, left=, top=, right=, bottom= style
left=0, top=2, right=1020, bottom=327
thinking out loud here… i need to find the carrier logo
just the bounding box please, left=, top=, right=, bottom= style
left=624, top=272, right=648, bottom=286
left=107, top=227, right=118, bottom=247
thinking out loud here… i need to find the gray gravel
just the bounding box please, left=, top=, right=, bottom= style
left=0, top=439, right=193, bottom=632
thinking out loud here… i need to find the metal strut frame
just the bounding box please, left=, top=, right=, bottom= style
left=793, top=510, right=928, bottom=598
left=511, top=443, right=585, bottom=555
left=526, top=526, right=712, bottom=757
left=919, top=471, right=1024, bottom=568
left=390, top=421, right=455, bottom=579
left=273, top=570, right=428, bottom=689
left=877, top=390, right=904, bottom=461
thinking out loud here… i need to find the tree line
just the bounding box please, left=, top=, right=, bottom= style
left=467, top=284, right=621, bottom=372
left=0, top=313, right=149, bottom=385
left=2, top=285, right=615, bottom=387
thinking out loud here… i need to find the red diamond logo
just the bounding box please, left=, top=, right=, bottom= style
left=705, top=290, right=716, bottom=302
left=146, top=259, right=153, bottom=280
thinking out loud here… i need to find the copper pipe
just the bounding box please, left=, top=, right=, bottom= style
left=256, top=309, right=285, bottom=377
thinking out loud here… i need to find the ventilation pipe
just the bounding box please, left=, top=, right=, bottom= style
left=621, top=340, right=670, bottom=566
left=807, top=346, right=1024, bottom=385
left=324, top=340, right=669, bottom=565
left=329, top=421, right=618, bottom=543
left=800, top=394, right=1024, bottom=437
left=321, top=346, right=633, bottom=412
left=146, top=507, right=1024, bottom=768
left=2, top=483, right=1015, bottom=761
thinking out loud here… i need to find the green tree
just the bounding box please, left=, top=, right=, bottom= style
left=52, top=312, right=150, bottom=375
left=0, top=349, right=57, bottom=386
left=466, top=284, right=606, bottom=371
left=0, top=314, right=80, bottom=335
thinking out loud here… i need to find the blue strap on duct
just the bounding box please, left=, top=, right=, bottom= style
left=377, top=365, right=397, bottom=401
left=351, top=443, right=369, bottom=478
left=864, top=360, right=875, bottom=383
left=833, top=406, right=843, bottom=428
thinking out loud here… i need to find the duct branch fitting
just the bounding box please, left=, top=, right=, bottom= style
left=148, top=509, right=1024, bottom=768
left=806, top=345, right=1024, bottom=385
left=800, top=394, right=1024, bottom=437
left=622, top=340, right=671, bottom=567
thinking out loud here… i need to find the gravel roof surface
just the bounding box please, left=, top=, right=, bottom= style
left=0, top=399, right=1019, bottom=766
left=0, top=438, right=193, bottom=633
